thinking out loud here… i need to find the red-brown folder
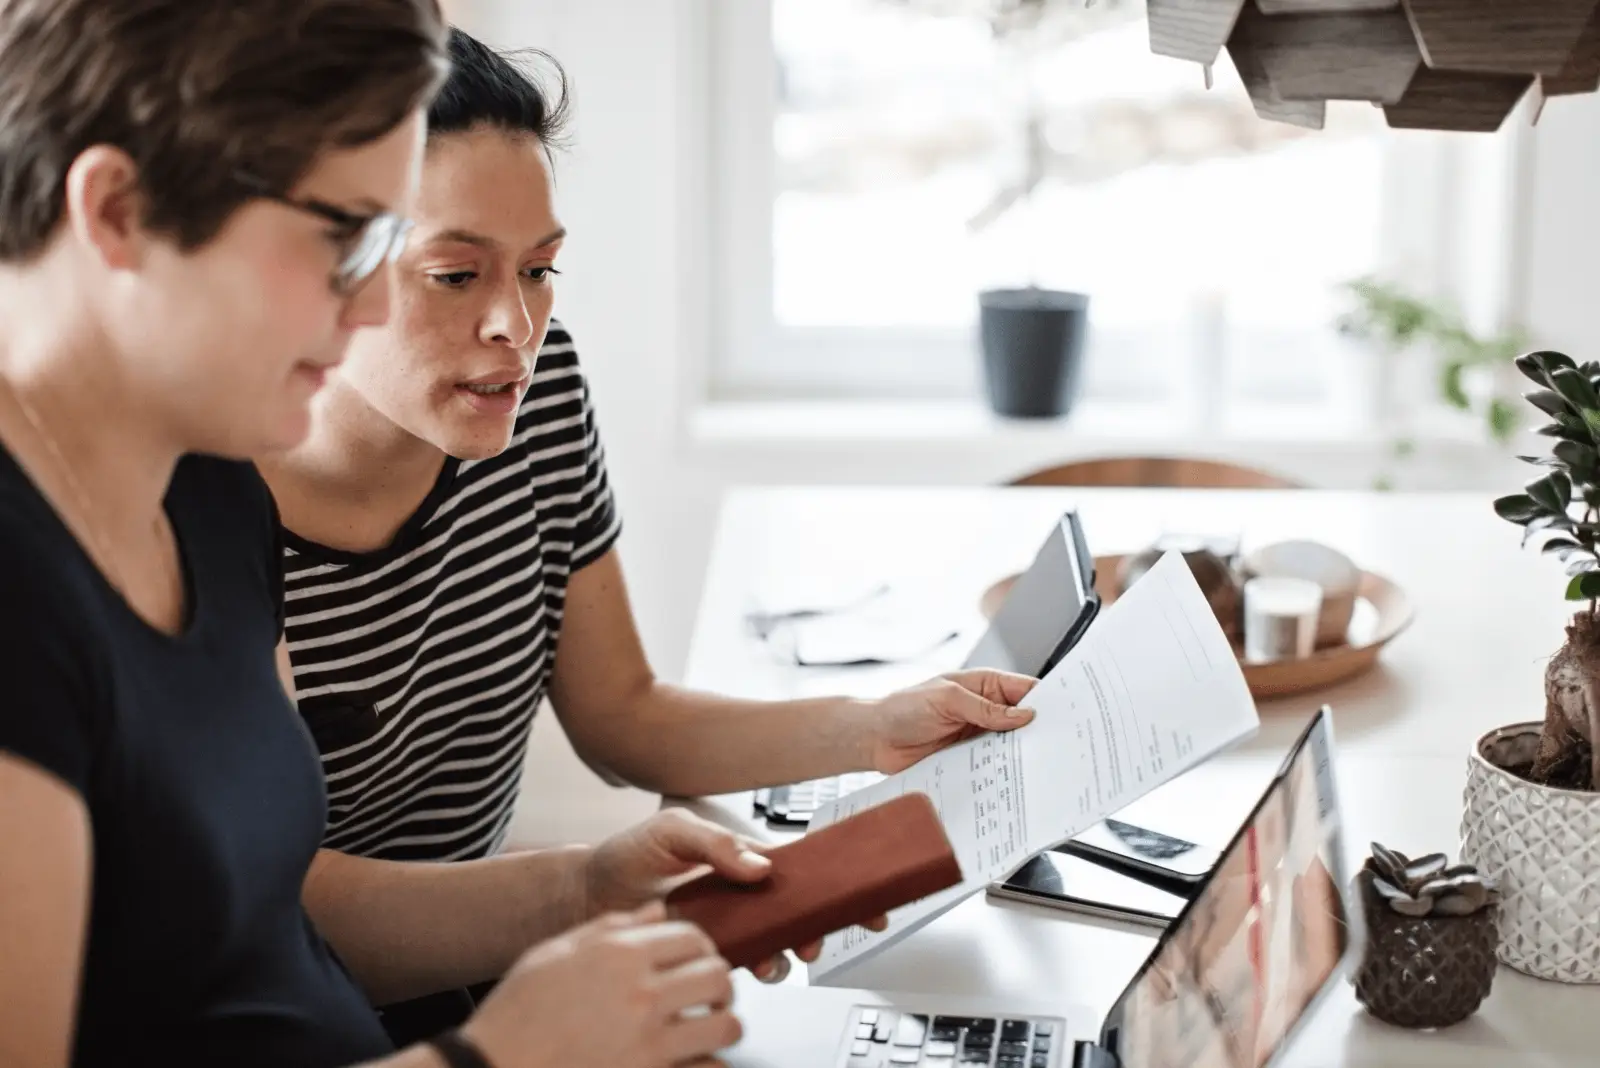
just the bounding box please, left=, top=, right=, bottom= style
left=665, top=791, right=962, bottom=971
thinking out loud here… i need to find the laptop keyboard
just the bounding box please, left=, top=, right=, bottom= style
left=758, top=771, right=884, bottom=825
left=840, top=1006, right=1063, bottom=1067
left=788, top=772, right=882, bottom=810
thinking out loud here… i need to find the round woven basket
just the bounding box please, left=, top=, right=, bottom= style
left=1350, top=867, right=1498, bottom=1029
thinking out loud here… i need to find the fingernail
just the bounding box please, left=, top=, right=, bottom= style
left=1005, top=705, right=1030, bottom=717
left=740, top=850, right=772, bottom=868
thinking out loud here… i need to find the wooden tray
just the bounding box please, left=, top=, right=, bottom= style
left=979, top=553, right=1415, bottom=701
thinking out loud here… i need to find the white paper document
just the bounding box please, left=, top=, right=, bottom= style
left=805, top=550, right=1260, bottom=982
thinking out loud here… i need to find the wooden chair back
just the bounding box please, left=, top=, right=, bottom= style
left=1007, top=456, right=1305, bottom=490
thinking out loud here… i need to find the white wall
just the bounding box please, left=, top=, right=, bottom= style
left=459, top=0, right=1600, bottom=686
left=459, top=0, right=724, bottom=683
left=1524, top=93, right=1600, bottom=363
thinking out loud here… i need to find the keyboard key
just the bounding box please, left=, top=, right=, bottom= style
left=857, top=1024, right=875, bottom=1041
left=935, top=1016, right=983, bottom=1032
left=999, top=1040, right=1029, bottom=1057
left=890, top=1050, right=921, bottom=1064
left=1032, top=1056, right=1051, bottom=1068
left=997, top=1057, right=1025, bottom=1068
left=930, top=1022, right=961, bottom=1042
left=964, top=1031, right=995, bottom=1049
left=860, top=1009, right=879, bottom=1026
left=922, top=1059, right=953, bottom=1068
left=1033, top=1035, right=1051, bottom=1053
left=893, top=1014, right=928, bottom=1047
left=1002, top=1021, right=1031, bottom=1043
left=925, top=1041, right=957, bottom=1058
left=873, top=1016, right=895, bottom=1043
left=1034, top=1023, right=1054, bottom=1037
left=968, top=1018, right=998, bottom=1034
left=958, top=1050, right=991, bottom=1064
left=852, top=1040, right=871, bottom=1056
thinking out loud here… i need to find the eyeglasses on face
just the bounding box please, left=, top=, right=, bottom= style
left=233, top=169, right=414, bottom=295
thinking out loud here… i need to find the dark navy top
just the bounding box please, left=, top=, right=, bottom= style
left=0, top=452, right=391, bottom=1067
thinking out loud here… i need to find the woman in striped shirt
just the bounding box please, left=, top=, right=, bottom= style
left=258, top=27, right=1037, bottom=1042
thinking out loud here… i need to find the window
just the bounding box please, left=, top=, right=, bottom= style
left=711, top=0, right=1498, bottom=435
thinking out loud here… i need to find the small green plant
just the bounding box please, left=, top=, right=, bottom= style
left=1336, top=275, right=1530, bottom=449
left=1492, top=350, right=1600, bottom=790
left=1493, top=351, right=1600, bottom=599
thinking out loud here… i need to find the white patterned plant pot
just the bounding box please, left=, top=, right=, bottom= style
left=1461, top=722, right=1600, bottom=984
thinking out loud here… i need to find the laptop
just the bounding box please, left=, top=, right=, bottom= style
left=724, top=706, right=1360, bottom=1068
left=754, top=511, right=1100, bottom=828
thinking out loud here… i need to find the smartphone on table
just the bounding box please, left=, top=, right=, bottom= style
left=987, top=818, right=1221, bottom=928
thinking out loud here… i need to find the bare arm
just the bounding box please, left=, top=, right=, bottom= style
left=546, top=550, right=878, bottom=797
left=301, top=845, right=593, bottom=1005
left=276, top=640, right=597, bottom=1005
left=0, top=754, right=90, bottom=1068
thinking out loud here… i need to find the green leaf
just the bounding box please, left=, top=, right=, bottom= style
left=1441, top=361, right=1470, bottom=409
left=1538, top=422, right=1591, bottom=444
left=1557, top=411, right=1596, bottom=440
left=1488, top=398, right=1520, bottom=443
left=1516, top=350, right=1578, bottom=388
left=1528, top=472, right=1572, bottom=513
left=1554, top=439, right=1600, bottom=473
left=1524, top=513, right=1576, bottom=545
left=1495, top=493, right=1542, bottom=524
left=1582, top=409, right=1600, bottom=441
left=1528, top=389, right=1574, bottom=418
left=1565, top=571, right=1600, bottom=601
left=1552, top=367, right=1600, bottom=412
left=1567, top=555, right=1599, bottom=576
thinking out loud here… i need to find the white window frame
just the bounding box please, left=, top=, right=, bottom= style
left=707, top=0, right=1529, bottom=428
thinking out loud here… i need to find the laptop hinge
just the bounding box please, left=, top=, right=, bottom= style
left=1072, top=1040, right=1120, bottom=1068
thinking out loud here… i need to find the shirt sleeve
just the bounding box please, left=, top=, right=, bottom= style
left=0, top=510, right=102, bottom=796
left=560, top=326, right=623, bottom=572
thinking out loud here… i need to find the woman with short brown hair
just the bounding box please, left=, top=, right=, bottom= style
left=0, top=3, right=756, bottom=1067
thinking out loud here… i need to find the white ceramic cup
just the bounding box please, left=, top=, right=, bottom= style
left=1243, top=539, right=1359, bottom=647
left=1243, top=576, right=1323, bottom=663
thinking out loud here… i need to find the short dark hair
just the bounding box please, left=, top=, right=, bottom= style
left=429, top=28, right=572, bottom=149
left=0, top=0, right=449, bottom=263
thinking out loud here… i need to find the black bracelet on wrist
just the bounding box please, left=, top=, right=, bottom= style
left=425, top=1029, right=496, bottom=1068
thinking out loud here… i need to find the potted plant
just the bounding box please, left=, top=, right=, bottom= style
left=1336, top=275, right=1529, bottom=490
left=1351, top=843, right=1499, bottom=1028
left=878, top=0, right=1140, bottom=418
left=1465, top=348, right=1600, bottom=983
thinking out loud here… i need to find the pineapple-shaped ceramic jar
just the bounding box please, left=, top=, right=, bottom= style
left=1351, top=843, right=1499, bottom=1029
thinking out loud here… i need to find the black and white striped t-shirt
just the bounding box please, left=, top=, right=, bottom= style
left=282, top=322, right=620, bottom=862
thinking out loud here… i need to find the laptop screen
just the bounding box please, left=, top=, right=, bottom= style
left=1101, top=709, right=1356, bottom=1068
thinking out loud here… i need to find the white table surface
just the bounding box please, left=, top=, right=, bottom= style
left=678, top=485, right=1598, bottom=1067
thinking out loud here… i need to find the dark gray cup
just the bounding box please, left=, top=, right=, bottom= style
left=978, top=288, right=1089, bottom=419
